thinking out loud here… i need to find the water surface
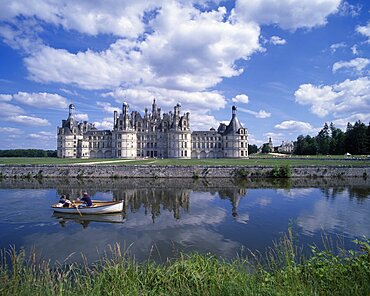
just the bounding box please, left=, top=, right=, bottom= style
left=0, top=177, right=369, bottom=264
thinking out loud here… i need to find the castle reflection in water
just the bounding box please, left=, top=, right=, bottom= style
left=1, top=177, right=368, bottom=224
left=56, top=180, right=247, bottom=221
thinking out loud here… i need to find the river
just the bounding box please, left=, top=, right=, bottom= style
left=0, top=177, right=369, bottom=264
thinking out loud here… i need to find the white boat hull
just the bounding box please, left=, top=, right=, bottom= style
left=52, top=201, right=123, bottom=214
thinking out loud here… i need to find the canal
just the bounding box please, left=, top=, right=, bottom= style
left=0, top=177, right=369, bottom=264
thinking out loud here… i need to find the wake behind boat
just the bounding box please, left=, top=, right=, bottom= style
left=52, top=200, right=124, bottom=214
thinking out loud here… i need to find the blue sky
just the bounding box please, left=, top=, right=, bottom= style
left=0, top=0, right=369, bottom=149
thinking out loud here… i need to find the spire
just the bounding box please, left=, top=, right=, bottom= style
left=223, top=105, right=243, bottom=135
left=232, top=105, right=237, bottom=116
left=68, top=104, right=75, bottom=119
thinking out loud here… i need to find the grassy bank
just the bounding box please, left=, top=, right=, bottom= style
left=1, top=236, right=369, bottom=296
left=0, top=155, right=369, bottom=166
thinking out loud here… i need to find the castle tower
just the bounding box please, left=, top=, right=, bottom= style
left=221, top=106, right=248, bottom=158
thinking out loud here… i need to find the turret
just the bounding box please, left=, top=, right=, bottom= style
left=114, top=111, right=118, bottom=128
left=68, top=104, right=75, bottom=118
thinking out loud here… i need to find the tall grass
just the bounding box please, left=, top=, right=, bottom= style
left=1, top=235, right=369, bottom=296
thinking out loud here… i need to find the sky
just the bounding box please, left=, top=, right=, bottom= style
left=0, top=0, right=369, bottom=150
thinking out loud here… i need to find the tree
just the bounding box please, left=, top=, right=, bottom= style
left=316, top=122, right=330, bottom=155
left=248, top=144, right=258, bottom=155
left=261, top=143, right=272, bottom=154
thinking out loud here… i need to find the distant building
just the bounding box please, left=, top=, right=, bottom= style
left=57, top=100, right=248, bottom=159
left=258, top=137, right=274, bottom=153
left=277, top=141, right=294, bottom=154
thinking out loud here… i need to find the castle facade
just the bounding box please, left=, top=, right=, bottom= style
left=57, top=100, right=248, bottom=159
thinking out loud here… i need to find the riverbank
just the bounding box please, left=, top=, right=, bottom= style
left=0, top=164, right=369, bottom=178
left=1, top=236, right=369, bottom=296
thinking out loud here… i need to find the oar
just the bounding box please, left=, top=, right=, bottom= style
left=73, top=202, right=82, bottom=217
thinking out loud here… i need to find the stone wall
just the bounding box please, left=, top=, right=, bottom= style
left=0, top=165, right=369, bottom=178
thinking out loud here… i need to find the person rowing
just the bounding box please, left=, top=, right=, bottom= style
left=80, top=191, right=93, bottom=207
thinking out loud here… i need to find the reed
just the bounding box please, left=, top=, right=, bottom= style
left=1, top=237, right=369, bottom=296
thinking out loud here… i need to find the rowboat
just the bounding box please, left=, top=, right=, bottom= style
left=52, top=200, right=124, bottom=214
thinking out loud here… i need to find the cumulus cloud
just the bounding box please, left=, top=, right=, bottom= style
left=0, top=102, right=24, bottom=116
left=75, top=113, right=89, bottom=121
left=93, top=118, right=113, bottom=130
left=190, top=112, right=222, bottom=131
left=338, top=1, right=361, bottom=17
left=106, top=86, right=227, bottom=112
left=238, top=107, right=271, bottom=118
left=351, top=45, right=359, bottom=55
left=0, top=127, right=22, bottom=134
left=23, top=4, right=262, bottom=92
left=332, top=57, right=370, bottom=74
left=295, top=77, right=370, bottom=118
left=6, top=115, right=50, bottom=126
left=331, top=113, right=370, bottom=129
left=0, top=91, right=68, bottom=108
left=0, top=94, right=13, bottom=101
left=231, top=94, right=249, bottom=104
left=232, top=0, right=341, bottom=30
left=96, top=102, right=121, bottom=114
left=356, top=22, right=370, bottom=42
left=29, top=131, right=55, bottom=140
left=0, top=0, right=157, bottom=39
left=275, top=120, right=314, bottom=132
left=329, top=42, right=346, bottom=53
left=269, top=36, right=286, bottom=45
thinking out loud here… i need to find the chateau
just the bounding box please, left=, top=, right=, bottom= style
left=57, top=100, right=248, bottom=159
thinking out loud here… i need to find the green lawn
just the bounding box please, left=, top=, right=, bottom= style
left=0, top=156, right=369, bottom=166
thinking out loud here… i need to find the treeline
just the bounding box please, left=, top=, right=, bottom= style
left=294, top=121, right=370, bottom=155
left=0, top=149, right=57, bottom=157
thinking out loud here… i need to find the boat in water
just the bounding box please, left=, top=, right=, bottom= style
left=52, top=200, right=124, bottom=214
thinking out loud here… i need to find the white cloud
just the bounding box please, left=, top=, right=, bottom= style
left=231, top=94, right=249, bottom=104
left=338, top=1, right=361, bottom=17
left=275, top=120, right=314, bottom=132
left=6, top=115, right=50, bottom=126
left=238, top=107, right=271, bottom=118
left=190, top=112, right=221, bottom=131
left=19, top=2, right=261, bottom=92
left=0, top=94, right=13, bottom=101
left=0, top=127, right=22, bottom=134
left=106, top=86, right=227, bottom=113
left=233, top=0, right=341, bottom=30
left=93, top=117, right=113, bottom=130
left=12, top=92, right=68, bottom=108
left=351, top=44, right=359, bottom=55
left=329, top=42, right=346, bottom=53
left=0, top=0, right=158, bottom=39
left=96, top=102, right=121, bottom=114
left=29, top=131, right=55, bottom=140
left=0, top=91, right=68, bottom=108
left=263, top=132, right=284, bottom=145
left=269, top=36, right=286, bottom=45
left=331, top=113, right=370, bottom=129
left=75, top=113, right=89, bottom=121
left=295, top=77, right=370, bottom=118
left=356, top=22, right=370, bottom=43
left=0, top=102, right=24, bottom=116
left=332, top=57, right=370, bottom=74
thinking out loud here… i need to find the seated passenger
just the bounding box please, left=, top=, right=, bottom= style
left=57, top=195, right=66, bottom=207
left=80, top=191, right=93, bottom=207
left=63, top=196, right=72, bottom=208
